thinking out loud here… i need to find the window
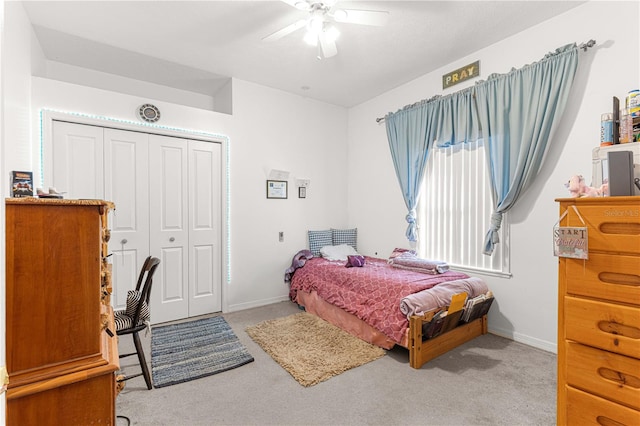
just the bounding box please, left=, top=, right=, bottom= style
left=417, top=139, right=510, bottom=277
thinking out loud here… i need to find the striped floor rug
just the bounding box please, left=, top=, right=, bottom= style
left=151, top=316, right=254, bottom=388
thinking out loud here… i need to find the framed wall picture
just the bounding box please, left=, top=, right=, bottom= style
left=267, top=180, right=288, bottom=199
left=298, top=187, right=306, bottom=198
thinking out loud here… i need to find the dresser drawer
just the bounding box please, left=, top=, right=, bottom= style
left=7, top=369, right=116, bottom=425
left=563, top=203, right=640, bottom=255
left=565, top=253, right=640, bottom=305
left=565, top=296, right=640, bottom=358
left=565, top=386, right=640, bottom=426
left=566, top=341, right=640, bottom=410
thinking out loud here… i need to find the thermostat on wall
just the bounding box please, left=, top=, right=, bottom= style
left=138, top=104, right=161, bottom=123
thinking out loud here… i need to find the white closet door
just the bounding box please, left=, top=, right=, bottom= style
left=104, top=128, right=150, bottom=311
left=188, top=141, right=222, bottom=315
left=51, top=121, right=104, bottom=199
left=49, top=118, right=223, bottom=324
left=149, top=134, right=189, bottom=323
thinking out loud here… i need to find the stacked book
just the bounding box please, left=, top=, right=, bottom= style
left=461, top=291, right=494, bottom=323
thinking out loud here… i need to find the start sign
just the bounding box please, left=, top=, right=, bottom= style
left=442, top=61, right=480, bottom=89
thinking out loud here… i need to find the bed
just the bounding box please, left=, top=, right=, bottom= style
left=286, top=231, right=493, bottom=369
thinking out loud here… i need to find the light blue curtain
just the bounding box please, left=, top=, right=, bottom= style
left=475, top=43, right=579, bottom=254
left=385, top=88, right=479, bottom=241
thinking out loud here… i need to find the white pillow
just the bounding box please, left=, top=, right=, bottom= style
left=320, top=244, right=358, bottom=261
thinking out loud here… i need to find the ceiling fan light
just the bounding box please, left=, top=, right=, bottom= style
left=308, top=16, right=323, bottom=34
left=293, top=1, right=310, bottom=11
left=324, top=25, right=339, bottom=43
left=303, top=30, right=318, bottom=46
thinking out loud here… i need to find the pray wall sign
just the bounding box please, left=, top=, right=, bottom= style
left=442, top=61, right=480, bottom=89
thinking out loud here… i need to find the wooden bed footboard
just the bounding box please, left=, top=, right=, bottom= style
left=408, top=314, right=488, bottom=369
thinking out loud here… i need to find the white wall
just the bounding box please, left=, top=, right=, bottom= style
left=40, top=60, right=218, bottom=111
left=1, top=2, right=31, bottom=423
left=3, top=0, right=31, bottom=171
left=226, top=79, right=348, bottom=309
left=29, top=76, right=348, bottom=312
left=6, top=1, right=348, bottom=323
left=348, top=0, right=639, bottom=352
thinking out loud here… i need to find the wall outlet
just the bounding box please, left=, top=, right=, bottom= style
left=279, top=231, right=284, bottom=242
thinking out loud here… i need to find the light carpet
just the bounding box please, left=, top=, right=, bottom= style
left=245, top=311, right=385, bottom=387
left=151, top=316, right=254, bottom=388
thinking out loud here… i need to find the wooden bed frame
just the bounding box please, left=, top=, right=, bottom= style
left=408, top=314, right=488, bottom=369
left=295, top=289, right=489, bottom=369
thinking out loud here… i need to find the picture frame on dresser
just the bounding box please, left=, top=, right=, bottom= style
left=10, top=170, right=33, bottom=197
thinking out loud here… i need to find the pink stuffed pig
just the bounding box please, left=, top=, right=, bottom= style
left=566, top=175, right=608, bottom=197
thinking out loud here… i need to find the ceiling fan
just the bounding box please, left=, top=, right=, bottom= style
left=263, top=0, right=390, bottom=59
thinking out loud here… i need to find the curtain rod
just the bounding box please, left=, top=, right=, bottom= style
left=375, top=39, right=596, bottom=124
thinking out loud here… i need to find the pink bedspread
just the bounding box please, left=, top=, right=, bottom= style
left=289, top=256, right=469, bottom=344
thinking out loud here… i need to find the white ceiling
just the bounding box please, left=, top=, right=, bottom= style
left=21, top=0, right=585, bottom=108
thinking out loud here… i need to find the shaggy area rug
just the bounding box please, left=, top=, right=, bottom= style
left=151, top=316, right=254, bottom=388
left=245, top=312, right=385, bottom=387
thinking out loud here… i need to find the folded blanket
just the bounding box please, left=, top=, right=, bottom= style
left=389, top=252, right=449, bottom=274
left=284, top=249, right=314, bottom=283
left=399, top=277, right=489, bottom=319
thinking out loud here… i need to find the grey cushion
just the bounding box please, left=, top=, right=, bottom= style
left=308, top=229, right=332, bottom=256
left=332, top=228, right=357, bottom=251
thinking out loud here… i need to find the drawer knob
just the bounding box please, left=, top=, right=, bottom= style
left=596, top=416, right=624, bottom=426
left=598, top=320, right=640, bottom=339
left=598, top=367, right=640, bottom=389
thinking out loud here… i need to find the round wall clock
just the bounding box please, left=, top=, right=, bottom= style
left=138, top=104, right=161, bottom=123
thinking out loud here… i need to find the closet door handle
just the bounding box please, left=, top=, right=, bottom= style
left=120, top=239, right=128, bottom=244
left=169, top=237, right=175, bottom=242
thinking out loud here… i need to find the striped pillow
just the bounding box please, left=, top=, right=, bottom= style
left=332, top=228, right=357, bottom=251
left=125, top=289, right=150, bottom=325
left=308, top=229, right=332, bottom=256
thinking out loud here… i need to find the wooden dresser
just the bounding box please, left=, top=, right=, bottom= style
left=5, top=198, right=119, bottom=425
left=556, top=196, right=640, bottom=425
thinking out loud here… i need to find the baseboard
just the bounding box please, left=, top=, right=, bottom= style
left=489, top=326, right=557, bottom=354
left=226, top=295, right=290, bottom=313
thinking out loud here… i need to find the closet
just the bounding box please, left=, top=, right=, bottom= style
left=47, top=118, right=223, bottom=324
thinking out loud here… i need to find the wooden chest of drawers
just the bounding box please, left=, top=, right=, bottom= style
left=556, top=196, right=640, bottom=425
left=5, top=198, right=119, bottom=425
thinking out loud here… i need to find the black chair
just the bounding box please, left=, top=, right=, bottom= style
left=114, top=256, right=160, bottom=390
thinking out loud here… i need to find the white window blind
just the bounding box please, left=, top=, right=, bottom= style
left=417, top=140, right=510, bottom=276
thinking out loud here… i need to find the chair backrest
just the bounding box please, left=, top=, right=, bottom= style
left=131, top=256, right=161, bottom=326
left=135, top=256, right=156, bottom=292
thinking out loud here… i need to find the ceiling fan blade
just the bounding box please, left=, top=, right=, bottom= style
left=319, top=32, right=337, bottom=58
left=263, top=19, right=307, bottom=42
left=332, top=9, right=389, bottom=26
left=279, top=0, right=311, bottom=11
